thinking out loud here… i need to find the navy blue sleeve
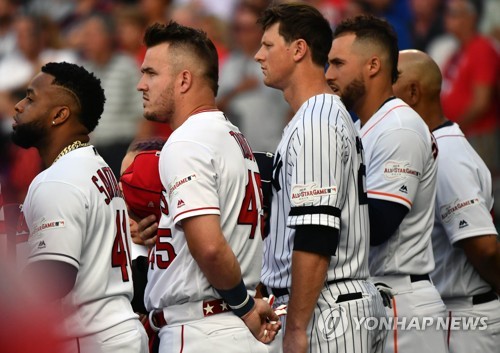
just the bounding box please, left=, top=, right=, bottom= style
left=368, top=198, right=408, bottom=246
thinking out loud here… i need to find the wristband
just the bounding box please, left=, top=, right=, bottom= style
left=215, top=279, right=255, bottom=317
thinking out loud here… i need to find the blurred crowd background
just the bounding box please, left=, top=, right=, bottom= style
left=0, top=0, right=499, bottom=224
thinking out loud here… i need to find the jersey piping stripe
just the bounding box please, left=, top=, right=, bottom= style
left=172, top=207, right=220, bottom=223
left=392, top=297, right=398, bottom=353
left=180, top=324, right=185, bottom=353
left=367, top=190, right=413, bottom=207
left=16, top=234, right=29, bottom=243
left=435, top=134, right=465, bottom=140
left=361, top=105, right=407, bottom=138
left=447, top=311, right=452, bottom=348
left=289, top=205, right=341, bottom=217
left=28, top=252, right=80, bottom=264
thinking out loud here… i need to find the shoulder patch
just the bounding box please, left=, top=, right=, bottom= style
left=291, top=183, right=337, bottom=206
left=383, top=160, right=421, bottom=180
left=440, top=198, right=480, bottom=223
left=168, top=173, right=197, bottom=197
left=32, top=218, right=66, bottom=236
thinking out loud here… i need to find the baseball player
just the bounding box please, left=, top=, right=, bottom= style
left=12, top=62, right=148, bottom=353
left=255, top=4, right=387, bottom=353
left=326, top=15, right=448, bottom=353
left=136, top=22, right=280, bottom=353
left=393, top=49, right=500, bottom=353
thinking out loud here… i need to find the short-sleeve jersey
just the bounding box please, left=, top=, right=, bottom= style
left=261, top=94, right=370, bottom=289
left=359, top=97, right=437, bottom=276
left=18, top=146, right=137, bottom=337
left=145, top=111, right=263, bottom=311
left=430, top=121, right=497, bottom=298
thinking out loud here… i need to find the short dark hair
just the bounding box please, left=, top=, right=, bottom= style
left=257, top=3, right=333, bottom=67
left=41, top=62, right=106, bottom=133
left=127, top=137, right=167, bottom=153
left=334, top=15, right=399, bottom=84
left=143, top=21, right=219, bottom=96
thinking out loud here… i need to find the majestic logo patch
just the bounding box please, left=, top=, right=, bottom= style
left=168, top=174, right=197, bottom=196
left=177, top=199, right=185, bottom=208
left=37, top=240, right=46, bottom=249
left=32, top=218, right=66, bottom=236
left=291, top=183, right=337, bottom=206
left=440, top=198, right=480, bottom=223
left=383, top=161, right=421, bottom=180
left=458, top=220, right=469, bottom=229
left=399, top=185, right=408, bottom=194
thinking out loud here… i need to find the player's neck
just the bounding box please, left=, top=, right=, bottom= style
left=42, top=134, right=90, bottom=168
left=356, top=83, right=394, bottom=126
left=283, top=74, right=333, bottom=113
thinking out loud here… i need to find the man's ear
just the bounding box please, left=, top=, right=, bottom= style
left=292, top=39, right=308, bottom=62
left=51, top=106, right=70, bottom=126
left=179, top=70, right=192, bottom=93
left=409, top=82, right=421, bottom=106
left=367, top=56, right=381, bottom=78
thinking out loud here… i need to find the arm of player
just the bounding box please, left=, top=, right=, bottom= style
left=183, top=214, right=280, bottom=343
left=23, top=260, right=78, bottom=302
left=457, top=234, right=500, bottom=294
left=284, top=249, right=330, bottom=353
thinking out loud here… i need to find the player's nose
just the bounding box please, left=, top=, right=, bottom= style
left=254, top=47, right=264, bottom=62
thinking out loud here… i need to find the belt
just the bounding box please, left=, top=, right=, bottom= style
left=472, top=290, right=498, bottom=305
left=265, top=278, right=362, bottom=301
left=409, top=274, right=430, bottom=283
left=150, top=298, right=231, bottom=330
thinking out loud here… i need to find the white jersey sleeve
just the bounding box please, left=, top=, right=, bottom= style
left=365, top=128, right=429, bottom=209
left=430, top=122, right=497, bottom=297
left=23, top=181, right=85, bottom=268
left=161, top=141, right=220, bottom=225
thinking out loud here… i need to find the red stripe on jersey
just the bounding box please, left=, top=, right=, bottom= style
left=361, top=105, right=407, bottom=138
left=16, top=234, right=29, bottom=244
left=173, top=207, right=220, bottom=223
left=367, top=190, right=413, bottom=207
left=392, top=297, right=398, bottom=353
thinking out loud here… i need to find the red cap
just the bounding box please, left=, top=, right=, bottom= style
left=120, top=150, right=162, bottom=220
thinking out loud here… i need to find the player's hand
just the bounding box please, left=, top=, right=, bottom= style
left=129, top=218, right=146, bottom=246
left=138, top=214, right=158, bottom=248
left=283, top=328, right=307, bottom=353
left=374, top=282, right=394, bottom=308
left=241, top=298, right=281, bottom=344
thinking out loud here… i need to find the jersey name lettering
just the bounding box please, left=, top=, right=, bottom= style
left=92, top=167, right=123, bottom=204
left=230, top=131, right=254, bottom=161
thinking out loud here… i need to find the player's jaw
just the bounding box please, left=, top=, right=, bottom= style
left=11, top=117, right=48, bottom=149
left=337, top=76, right=365, bottom=112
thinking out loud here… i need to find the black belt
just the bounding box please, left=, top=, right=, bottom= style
left=472, top=290, right=498, bottom=305
left=410, top=274, right=430, bottom=283
left=265, top=278, right=361, bottom=301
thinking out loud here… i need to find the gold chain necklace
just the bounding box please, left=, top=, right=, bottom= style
left=52, top=140, right=90, bottom=165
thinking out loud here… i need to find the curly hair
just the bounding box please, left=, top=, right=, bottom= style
left=127, top=137, right=167, bottom=153
left=143, top=21, right=219, bottom=96
left=257, top=2, right=333, bottom=67
left=334, top=15, right=399, bottom=84
left=41, top=62, right=106, bottom=133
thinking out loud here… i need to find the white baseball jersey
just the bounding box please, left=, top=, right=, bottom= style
left=145, top=110, right=263, bottom=310
left=360, top=97, right=437, bottom=276
left=430, top=121, right=498, bottom=298
left=261, top=93, right=370, bottom=290
left=18, top=146, right=139, bottom=338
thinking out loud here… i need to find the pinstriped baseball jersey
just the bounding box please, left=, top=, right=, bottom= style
left=430, top=122, right=498, bottom=298
left=359, top=97, right=437, bottom=276
left=145, top=111, right=263, bottom=311
left=261, top=94, right=370, bottom=290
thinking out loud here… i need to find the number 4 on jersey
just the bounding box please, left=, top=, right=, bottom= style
left=111, top=210, right=131, bottom=282
left=238, top=170, right=264, bottom=239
